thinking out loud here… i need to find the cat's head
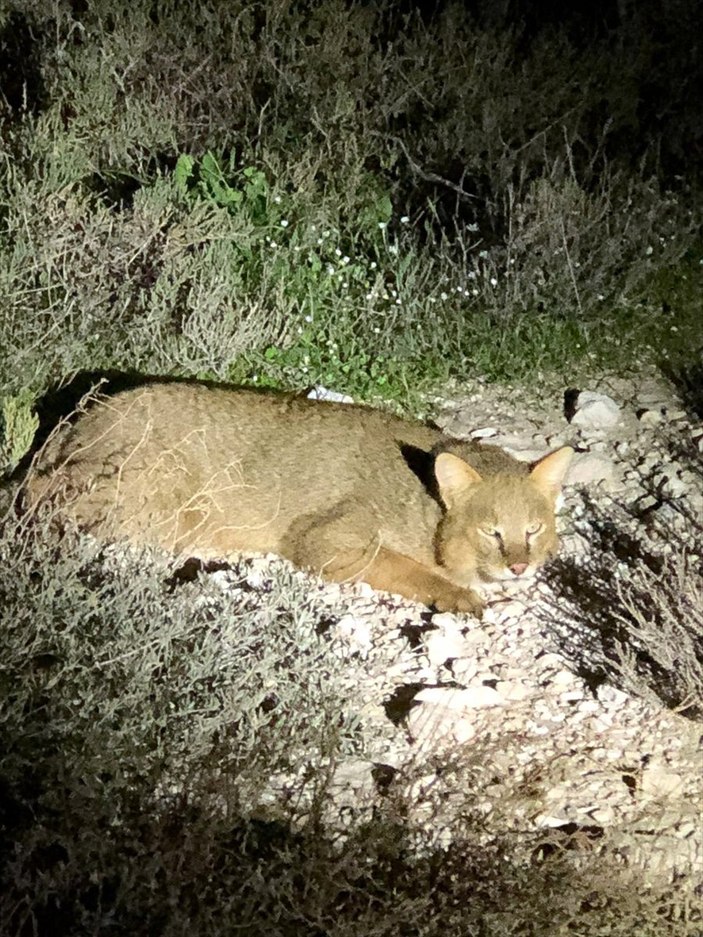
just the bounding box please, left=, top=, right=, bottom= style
left=433, top=446, right=573, bottom=585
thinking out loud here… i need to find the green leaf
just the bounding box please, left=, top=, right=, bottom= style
left=173, top=154, right=194, bottom=195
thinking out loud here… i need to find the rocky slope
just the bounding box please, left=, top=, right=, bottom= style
left=209, top=366, right=703, bottom=881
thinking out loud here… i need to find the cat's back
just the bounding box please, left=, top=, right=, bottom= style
left=26, top=382, right=445, bottom=515
left=49, top=380, right=443, bottom=462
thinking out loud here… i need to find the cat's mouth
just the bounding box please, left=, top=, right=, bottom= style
left=446, top=563, right=539, bottom=589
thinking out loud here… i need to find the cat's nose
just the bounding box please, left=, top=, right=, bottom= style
left=509, top=562, right=528, bottom=577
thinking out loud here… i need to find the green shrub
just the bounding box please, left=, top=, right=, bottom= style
left=0, top=0, right=701, bottom=401
left=0, top=391, right=38, bottom=473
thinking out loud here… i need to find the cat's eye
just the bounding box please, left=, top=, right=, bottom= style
left=526, top=521, right=544, bottom=537
left=480, top=526, right=503, bottom=540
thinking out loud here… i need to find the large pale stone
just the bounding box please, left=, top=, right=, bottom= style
left=567, top=452, right=618, bottom=487
left=570, top=391, right=622, bottom=429
left=640, top=765, right=685, bottom=799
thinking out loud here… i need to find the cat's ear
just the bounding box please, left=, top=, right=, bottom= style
left=529, top=446, right=573, bottom=499
left=434, top=452, right=483, bottom=509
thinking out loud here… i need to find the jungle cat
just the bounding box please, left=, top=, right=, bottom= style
left=24, top=382, right=573, bottom=615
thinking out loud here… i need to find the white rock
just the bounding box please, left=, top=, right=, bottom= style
left=355, top=582, right=376, bottom=598
left=527, top=722, right=551, bottom=736
left=331, top=759, right=376, bottom=799
left=460, top=618, right=492, bottom=653
left=480, top=432, right=527, bottom=450
left=675, top=821, right=698, bottom=838
left=334, top=615, right=373, bottom=655
left=550, top=669, right=580, bottom=687
left=425, top=631, right=468, bottom=666
left=570, top=391, right=622, bottom=429
left=638, top=408, right=663, bottom=426
left=495, top=680, right=533, bottom=702
left=639, top=452, right=662, bottom=473
left=493, top=600, right=527, bottom=621
left=596, top=686, right=631, bottom=707
left=450, top=658, right=480, bottom=683
left=482, top=435, right=548, bottom=462
left=407, top=773, right=440, bottom=798
left=307, top=385, right=354, bottom=403
left=407, top=703, right=478, bottom=748
left=480, top=606, right=500, bottom=625
left=589, top=711, right=616, bottom=731
left=415, top=685, right=504, bottom=709
left=506, top=447, right=553, bottom=463
left=534, top=813, right=571, bottom=829
left=640, top=766, right=685, bottom=799
left=661, top=474, right=688, bottom=498
left=560, top=690, right=586, bottom=703
left=470, top=426, right=497, bottom=438
left=534, top=653, right=566, bottom=670
left=416, top=666, right=440, bottom=683
left=453, top=719, right=478, bottom=744
left=584, top=804, right=616, bottom=825
left=566, top=452, right=617, bottom=487
left=432, top=614, right=468, bottom=639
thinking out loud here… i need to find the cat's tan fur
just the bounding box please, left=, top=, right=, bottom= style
left=24, top=383, right=573, bottom=615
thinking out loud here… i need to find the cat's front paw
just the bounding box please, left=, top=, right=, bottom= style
left=433, top=583, right=484, bottom=617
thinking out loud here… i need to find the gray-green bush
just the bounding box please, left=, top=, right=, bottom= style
left=1, top=514, right=700, bottom=936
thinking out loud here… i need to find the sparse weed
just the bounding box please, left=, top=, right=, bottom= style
left=543, top=430, right=703, bottom=719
